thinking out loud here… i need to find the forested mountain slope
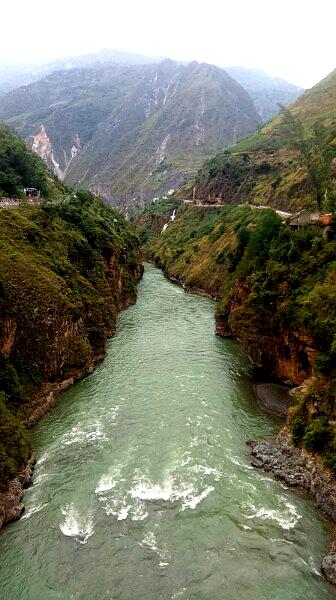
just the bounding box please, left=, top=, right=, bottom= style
left=0, top=130, right=142, bottom=525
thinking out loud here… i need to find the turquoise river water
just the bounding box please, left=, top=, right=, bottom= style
left=0, top=264, right=334, bottom=599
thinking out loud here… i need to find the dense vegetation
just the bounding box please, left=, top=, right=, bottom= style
left=0, top=124, right=67, bottom=198
left=0, top=192, right=140, bottom=491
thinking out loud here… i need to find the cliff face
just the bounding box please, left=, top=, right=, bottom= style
left=0, top=248, right=142, bottom=389
left=0, top=195, right=143, bottom=518
left=0, top=249, right=143, bottom=428
left=216, top=283, right=318, bottom=385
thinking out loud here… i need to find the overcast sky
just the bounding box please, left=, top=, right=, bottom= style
left=2, top=0, right=335, bottom=88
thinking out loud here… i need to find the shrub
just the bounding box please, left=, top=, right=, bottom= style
left=254, top=161, right=271, bottom=175
left=291, top=417, right=306, bottom=446
left=315, top=352, right=334, bottom=373
left=248, top=210, right=282, bottom=265
left=67, top=337, right=93, bottom=368
left=0, top=352, right=23, bottom=404
left=0, top=393, right=30, bottom=490
left=302, top=416, right=332, bottom=451
left=325, top=450, right=336, bottom=474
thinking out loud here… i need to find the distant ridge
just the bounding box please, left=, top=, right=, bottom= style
left=225, top=66, right=304, bottom=121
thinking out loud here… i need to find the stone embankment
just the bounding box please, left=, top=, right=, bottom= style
left=0, top=197, right=66, bottom=208
left=247, top=431, right=336, bottom=585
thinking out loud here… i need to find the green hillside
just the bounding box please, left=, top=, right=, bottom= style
left=0, top=124, right=67, bottom=198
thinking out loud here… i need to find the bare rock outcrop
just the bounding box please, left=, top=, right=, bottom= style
left=247, top=430, right=336, bottom=584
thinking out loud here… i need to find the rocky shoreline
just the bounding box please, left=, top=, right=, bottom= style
left=0, top=456, right=36, bottom=529
left=163, top=272, right=217, bottom=300
left=247, top=430, right=336, bottom=584
left=253, top=382, right=296, bottom=418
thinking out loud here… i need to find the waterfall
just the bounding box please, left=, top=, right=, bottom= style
left=161, top=209, right=176, bottom=234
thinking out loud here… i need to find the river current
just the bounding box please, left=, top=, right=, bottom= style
left=0, top=264, right=333, bottom=599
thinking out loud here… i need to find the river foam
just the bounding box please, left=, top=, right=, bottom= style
left=243, top=498, right=302, bottom=531
left=60, top=504, right=94, bottom=543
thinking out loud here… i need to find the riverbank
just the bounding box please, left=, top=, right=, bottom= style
left=247, top=431, right=336, bottom=584
left=0, top=196, right=145, bottom=530
left=163, top=271, right=217, bottom=300
left=162, top=267, right=297, bottom=414
left=0, top=278, right=143, bottom=532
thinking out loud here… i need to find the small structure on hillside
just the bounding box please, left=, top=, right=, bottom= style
left=287, top=211, right=333, bottom=228
left=23, top=188, right=40, bottom=198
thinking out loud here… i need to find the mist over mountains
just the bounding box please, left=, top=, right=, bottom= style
left=225, top=66, right=304, bottom=122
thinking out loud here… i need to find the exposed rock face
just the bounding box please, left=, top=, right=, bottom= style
left=321, top=548, right=336, bottom=585
left=0, top=252, right=143, bottom=387
left=254, top=383, right=295, bottom=418
left=0, top=456, right=36, bottom=529
left=248, top=431, right=336, bottom=584
left=215, top=283, right=318, bottom=385
left=1, top=318, right=17, bottom=355
left=30, top=125, right=81, bottom=180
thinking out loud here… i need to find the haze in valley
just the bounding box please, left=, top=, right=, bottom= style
left=1, top=0, right=335, bottom=88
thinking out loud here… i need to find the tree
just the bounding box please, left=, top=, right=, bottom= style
left=279, top=107, right=334, bottom=210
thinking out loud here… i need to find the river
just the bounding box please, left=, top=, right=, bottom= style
left=0, top=264, right=333, bottom=599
